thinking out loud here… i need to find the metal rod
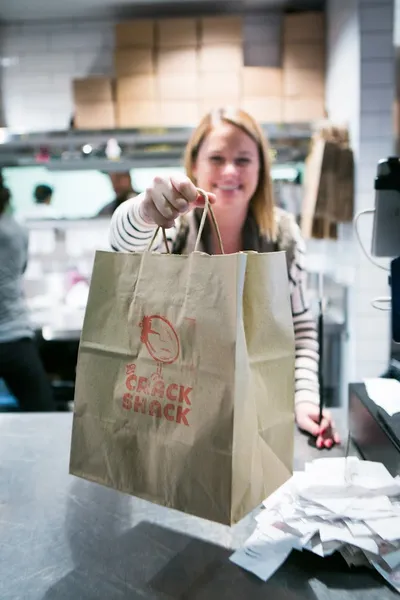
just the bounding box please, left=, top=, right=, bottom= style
left=318, top=272, right=324, bottom=425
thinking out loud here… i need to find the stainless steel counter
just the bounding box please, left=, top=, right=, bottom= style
left=0, top=410, right=397, bottom=599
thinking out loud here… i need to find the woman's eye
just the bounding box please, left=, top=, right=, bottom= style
left=209, top=156, right=224, bottom=165
left=236, top=158, right=251, bottom=166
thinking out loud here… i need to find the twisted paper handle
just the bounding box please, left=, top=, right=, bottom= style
left=147, top=188, right=224, bottom=255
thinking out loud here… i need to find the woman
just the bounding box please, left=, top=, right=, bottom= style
left=0, top=183, right=55, bottom=411
left=109, top=107, right=340, bottom=449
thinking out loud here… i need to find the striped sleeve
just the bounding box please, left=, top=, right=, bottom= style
left=288, top=225, right=320, bottom=406
left=109, top=193, right=179, bottom=253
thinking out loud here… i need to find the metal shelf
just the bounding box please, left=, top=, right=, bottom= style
left=45, top=155, right=185, bottom=171
left=2, top=122, right=313, bottom=147
left=0, top=123, right=313, bottom=170
left=1, top=128, right=193, bottom=149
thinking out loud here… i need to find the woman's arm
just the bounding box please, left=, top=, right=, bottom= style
left=287, top=227, right=320, bottom=406
left=278, top=212, right=339, bottom=447
left=109, top=193, right=178, bottom=253
left=109, top=176, right=212, bottom=253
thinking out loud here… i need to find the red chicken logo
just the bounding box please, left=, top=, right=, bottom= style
left=139, top=315, right=180, bottom=364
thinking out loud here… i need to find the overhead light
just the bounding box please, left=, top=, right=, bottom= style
left=82, top=144, right=92, bottom=155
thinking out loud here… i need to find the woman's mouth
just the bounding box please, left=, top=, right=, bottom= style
left=214, top=185, right=241, bottom=191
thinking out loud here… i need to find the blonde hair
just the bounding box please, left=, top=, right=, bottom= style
left=184, top=107, right=276, bottom=240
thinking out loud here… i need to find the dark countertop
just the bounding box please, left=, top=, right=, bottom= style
left=0, top=410, right=397, bottom=600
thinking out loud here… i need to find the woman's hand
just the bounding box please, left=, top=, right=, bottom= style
left=295, top=402, right=341, bottom=449
left=139, top=174, right=216, bottom=229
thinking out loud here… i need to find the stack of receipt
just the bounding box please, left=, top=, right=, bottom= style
left=230, top=457, right=400, bottom=593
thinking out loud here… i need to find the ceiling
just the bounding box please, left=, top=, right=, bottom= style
left=0, top=0, right=324, bottom=23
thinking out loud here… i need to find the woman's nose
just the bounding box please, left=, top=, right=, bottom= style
left=221, top=162, right=238, bottom=177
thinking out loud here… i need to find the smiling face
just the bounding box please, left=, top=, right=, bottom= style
left=192, top=122, right=260, bottom=211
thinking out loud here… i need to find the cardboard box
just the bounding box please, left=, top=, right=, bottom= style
left=283, top=42, right=325, bottom=71
left=114, top=49, right=154, bottom=77
left=75, top=102, right=116, bottom=129
left=283, top=68, right=325, bottom=97
left=199, top=44, right=243, bottom=72
left=242, top=97, right=283, bottom=123
left=115, top=20, right=155, bottom=47
left=200, top=16, right=243, bottom=44
left=116, top=101, right=158, bottom=128
left=243, top=67, right=282, bottom=97
left=73, top=77, right=114, bottom=103
left=159, top=102, right=199, bottom=126
left=157, top=18, right=198, bottom=47
left=199, top=98, right=241, bottom=116
left=116, top=75, right=157, bottom=103
left=283, top=97, right=325, bottom=122
left=157, top=47, right=198, bottom=74
left=199, top=72, right=241, bottom=100
left=283, top=12, right=325, bottom=43
left=157, top=73, right=198, bottom=101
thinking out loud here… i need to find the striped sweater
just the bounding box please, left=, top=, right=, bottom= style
left=109, top=195, right=319, bottom=406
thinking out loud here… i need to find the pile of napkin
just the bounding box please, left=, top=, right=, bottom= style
left=230, top=457, right=400, bottom=593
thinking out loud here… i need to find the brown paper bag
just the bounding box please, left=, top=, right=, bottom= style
left=302, top=125, right=354, bottom=239
left=301, top=133, right=326, bottom=239
left=69, top=207, right=295, bottom=525
left=336, top=146, right=354, bottom=222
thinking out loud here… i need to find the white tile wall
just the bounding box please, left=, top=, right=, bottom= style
left=360, top=85, right=394, bottom=112
left=326, top=0, right=360, bottom=151
left=361, top=58, right=394, bottom=86
left=326, top=0, right=394, bottom=384
left=360, top=115, right=393, bottom=143
left=356, top=0, right=394, bottom=377
left=361, top=3, right=394, bottom=32
left=325, top=0, right=359, bottom=396
left=361, top=32, right=394, bottom=59
left=0, top=19, right=116, bottom=131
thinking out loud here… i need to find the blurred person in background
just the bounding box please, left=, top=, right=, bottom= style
left=109, top=107, right=340, bottom=449
left=97, top=171, right=139, bottom=217
left=32, top=184, right=57, bottom=218
left=0, top=179, right=55, bottom=411
left=34, top=183, right=53, bottom=206
left=19, top=183, right=57, bottom=220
